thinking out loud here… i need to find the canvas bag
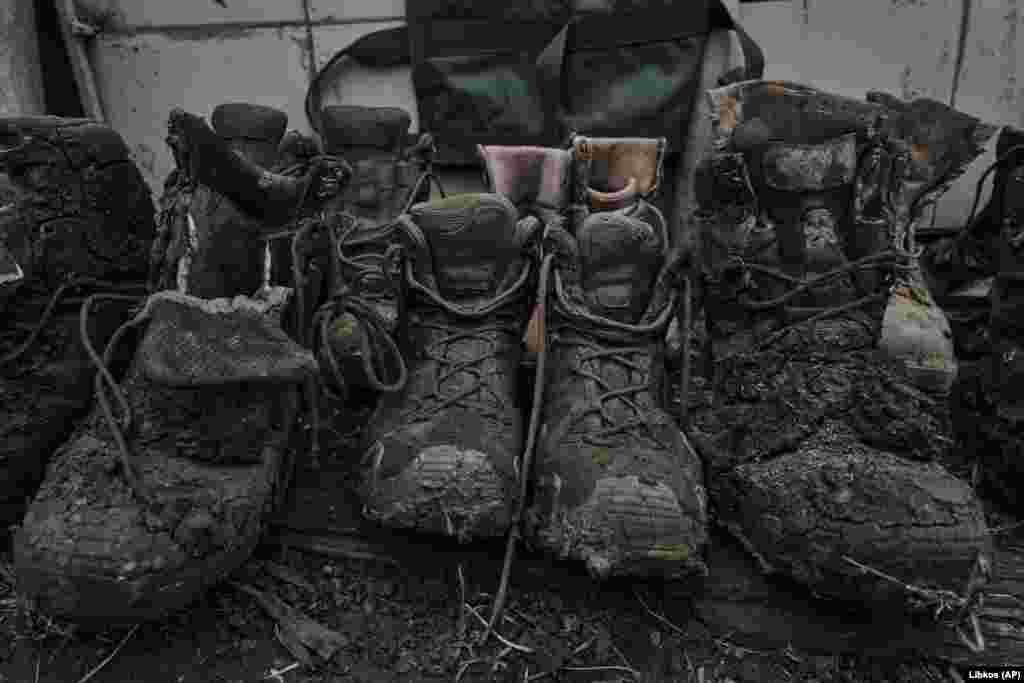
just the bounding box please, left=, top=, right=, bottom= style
left=305, top=0, right=763, bottom=167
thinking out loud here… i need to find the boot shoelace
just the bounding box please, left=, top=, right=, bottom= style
left=1, top=277, right=148, bottom=372
left=957, top=144, right=1024, bottom=254
left=314, top=214, right=408, bottom=400
left=397, top=243, right=534, bottom=425
left=717, top=248, right=913, bottom=355
left=311, top=145, right=447, bottom=401
left=485, top=252, right=693, bottom=636
left=553, top=265, right=681, bottom=448
left=558, top=330, right=672, bottom=451
left=930, top=143, right=1024, bottom=275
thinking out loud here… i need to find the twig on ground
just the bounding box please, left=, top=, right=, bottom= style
left=782, top=643, right=803, bottom=664
left=609, top=637, right=634, bottom=671
left=456, top=564, right=468, bottom=640
left=464, top=603, right=533, bottom=654
left=454, top=658, right=485, bottom=683
left=843, top=555, right=987, bottom=653
left=563, top=665, right=642, bottom=679
left=633, top=588, right=686, bottom=637
left=713, top=636, right=764, bottom=657
left=34, top=655, right=40, bottom=683
left=75, top=623, right=139, bottom=683
left=572, top=637, right=595, bottom=657
left=490, top=646, right=513, bottom=676
left=486, top=516, right=519, bottom=643
left=528, top=664, right=641, bottom=682
left=265, top=661, right=300, bottom=682
left=842, top=556, right=969, bottom=612
left=987, top=519, right=1024, bottom=535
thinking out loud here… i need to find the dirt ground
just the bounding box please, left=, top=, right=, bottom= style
left=0, top=402, right=986, bottom=683
left=0, top=542, right=963, bottom=683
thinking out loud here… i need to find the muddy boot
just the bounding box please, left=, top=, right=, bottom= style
left=690, top=81, right=991, bottom=613
left=0, top=117, right=155, bottom=532
left=151, top=108, right=346, bottom=322
left=13, top=289, right=318, bottom=626
left=359, top=193, right=539, bottom=541
left=524, top=139, right=707, bottom=579
left=151, top=104, right=344, bottom=298
left=315, top=106, right=434, bottom=401
left=952, top=132, right=1024, bottom=510
left=923, top=126, right=1024, bottom=359
left=11, top=111, right=340, bottom=625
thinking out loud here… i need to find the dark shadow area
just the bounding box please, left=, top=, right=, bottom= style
left=34, top=0, right=84, bottom=118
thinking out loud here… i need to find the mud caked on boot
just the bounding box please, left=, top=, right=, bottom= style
left=690, top=81, right=991, bottom=614
left=359, top=193, right=539, bottom=541
left=315, top=106, right=435, bottom=402
left=952, top=131, right=1024, bottom=510
left=12, top=110, right=342, bottom=625
left=524, top=135, right=708, bottom=581
left=0, top=117, right=155, bottom=532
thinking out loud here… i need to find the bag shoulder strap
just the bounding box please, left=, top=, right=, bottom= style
left=305, top=1, right=763, bottom=135
left=709, top=0, right=765, bottom=84
left=304, top=25, right=410, bottom=136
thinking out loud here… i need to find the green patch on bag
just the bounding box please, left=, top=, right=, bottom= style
left=591, top=447, right=611, bottom=467
left=649, top=543, right=690, bottom=561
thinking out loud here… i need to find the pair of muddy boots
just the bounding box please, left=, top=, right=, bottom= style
left=688, top=81, right=992, bottom=618
left=12, top=104, right=347, bottom=625
left=320, top=135, right=707, bottom=580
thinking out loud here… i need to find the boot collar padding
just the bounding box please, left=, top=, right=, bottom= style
left=572, top=136, right=666, bottom=198
left=136, top=286, right=318, bottom=387
left=477, top=145, right=572, bottom=212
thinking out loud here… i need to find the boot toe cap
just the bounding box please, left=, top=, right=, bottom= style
left=529, top=473, right=708, bottom=580
left=362, top=442, right=515, bottom=542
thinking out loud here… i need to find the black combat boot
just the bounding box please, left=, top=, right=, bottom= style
left=689, top=81, right=991, bottom=618
left=0, top=117, right=155, bottom=532
left=12, top=109, right=343, bottom=625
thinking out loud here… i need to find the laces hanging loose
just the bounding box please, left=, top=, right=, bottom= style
left=314, top=293, right=408, bottom=399
left=961, top=144, right=1024, bottom=244
left=79, top=292, right=152, bottom=502
left=1, top=277, right=148, bottom=368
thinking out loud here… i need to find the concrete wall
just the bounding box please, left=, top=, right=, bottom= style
left=0, top=0, right=45, bottom=115
left=76, top=0, right=1023, bottom=224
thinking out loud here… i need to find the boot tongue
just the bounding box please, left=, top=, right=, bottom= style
left=575, top=207, right=664, bottom=324
left=408, top=193, right=526, bottom=305
left=321, top=105, right=410, bottom=162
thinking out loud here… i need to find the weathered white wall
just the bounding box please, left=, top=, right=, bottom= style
left=77, top=0, right=1024, bottom=224
left=0, top=0, right=45, bottom=116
